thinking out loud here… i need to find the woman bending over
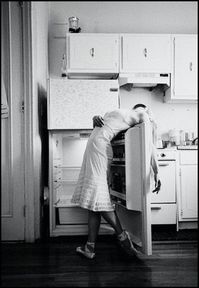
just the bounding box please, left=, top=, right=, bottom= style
left=71, top=105, right=160, bottom=259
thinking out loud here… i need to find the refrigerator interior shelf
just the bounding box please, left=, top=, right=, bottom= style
left=110, top=189, right=126, bottom=200
left=54, top=180, right=77, bottom=184
left=112, top=158, right=125, bottom=162
left=54, top=198, right=79, bottom=208
left=54, top=166, right=81, bottom=169
left=111, top=140, right=125, bottom=146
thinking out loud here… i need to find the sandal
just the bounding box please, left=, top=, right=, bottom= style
left=76, top=243, right=96, bottom=259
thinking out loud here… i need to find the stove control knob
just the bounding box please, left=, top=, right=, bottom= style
left=160, top=153, right=166, bottom=157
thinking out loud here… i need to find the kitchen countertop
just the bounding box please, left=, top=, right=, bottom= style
left=177, top=145, right=198, bottom=150
left=158, top=146, right=198, bottom=150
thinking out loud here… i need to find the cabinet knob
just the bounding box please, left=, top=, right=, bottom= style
left=144, top=48, right=147, bottom=58
left=90, top=48, right=95, bottom=57
left=160, top=153, right=166, bottom=157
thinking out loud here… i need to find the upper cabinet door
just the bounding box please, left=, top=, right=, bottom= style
left=66, top=34, right=119, bottom=75
left=164, top=35, right=197, bottom=103
left=173, top=35, right=197, bottom=99
left=120, top=34, right=172, bottom=73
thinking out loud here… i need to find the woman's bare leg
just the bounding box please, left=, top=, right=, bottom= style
left=101, top=211, right=123, bottom=235
left=101, top=210, right=139, bottom=256
left=76, top=210, right=100, bottom=259
left=88, top=210, right=101, bottom=242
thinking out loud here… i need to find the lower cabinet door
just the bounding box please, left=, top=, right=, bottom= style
left=180, top=165, right=198, bottom=219
left=151, top=204, right=177, bottom=225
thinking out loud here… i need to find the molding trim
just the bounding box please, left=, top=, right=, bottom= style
left=22, top=2, right=35, bottom=242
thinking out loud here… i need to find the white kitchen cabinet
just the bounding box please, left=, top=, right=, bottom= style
left=48, top=78, right=119, bottom=129
left=120, top=34, right=172, bottom=73
left=150, top=160, right=177, bottom=225
left=180, top=165, right=197, bottom=219
left=151, top=204, right=177, bottom=225
left=66, top=34, right=119, bottom=77
left=178, top=150, right=198, bottom=222
left=164, top=35, right=197, bottom=103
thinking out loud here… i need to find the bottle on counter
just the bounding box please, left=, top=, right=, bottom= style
left=179, top=130, right=185, bottom=146
left=157, top=134, right=163, bottom=148
left=168, top=129, right=182, bottom=146
left=61, top=54, right=67, bottom=77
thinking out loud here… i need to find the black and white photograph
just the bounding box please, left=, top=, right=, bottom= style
left=1, top=1, right=198, bottom=287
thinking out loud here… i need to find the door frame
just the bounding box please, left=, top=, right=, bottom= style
left=21, top=1, right=36, bottom=242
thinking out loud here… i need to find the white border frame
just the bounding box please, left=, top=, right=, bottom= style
left=22, top=2, right=35, bottom=242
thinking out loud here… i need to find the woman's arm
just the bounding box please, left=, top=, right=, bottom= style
left=151, top=143, right=161, bottom=193
left=151, top=143, right=158, bottom=175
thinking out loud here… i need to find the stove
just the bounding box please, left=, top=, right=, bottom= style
left=157, top=149, right=176, bottom=161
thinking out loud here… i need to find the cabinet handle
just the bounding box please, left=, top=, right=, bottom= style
left=144, top=48, right=147, bottom=58
left=189, top=62, right=193, bottom=71
left=90, top=48, right=95, bottom=57
left=151, top=206, right=162, bottom=210
left=159, top=163, right=169, bottom=167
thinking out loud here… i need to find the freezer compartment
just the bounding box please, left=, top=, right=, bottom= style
left=48, top=79, right=119, bottom=129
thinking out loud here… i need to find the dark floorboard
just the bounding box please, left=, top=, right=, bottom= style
left=1, top=237, right=198, bottom=287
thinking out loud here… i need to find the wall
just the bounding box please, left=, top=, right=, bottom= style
left=49, top=1, right=197, bottom=34
left=48, top=1, right=197, bottom=137
left=120, top=87, right=198, bottom=138
left=31, top=2, right=49, bottom=239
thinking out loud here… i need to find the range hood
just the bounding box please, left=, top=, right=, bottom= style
left=119, top=73, right=170, bottom=87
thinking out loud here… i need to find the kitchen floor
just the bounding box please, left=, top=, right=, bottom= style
left=1, top=235, right=197, bottom=287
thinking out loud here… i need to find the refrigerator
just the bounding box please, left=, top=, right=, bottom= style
left=109, top=123, right=152, bottom=255
left=48, top=78, right=152, bottom=255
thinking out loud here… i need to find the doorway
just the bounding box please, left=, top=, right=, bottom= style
left=1, top=2, right=25, bottom=240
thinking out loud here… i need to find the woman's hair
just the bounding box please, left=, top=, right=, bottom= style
left=133, top=103, right=147, bottom=110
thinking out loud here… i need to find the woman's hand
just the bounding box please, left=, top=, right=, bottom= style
left=93, top=115, right=104, bottom=127
left=152, top=173, right=161, bottom=194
